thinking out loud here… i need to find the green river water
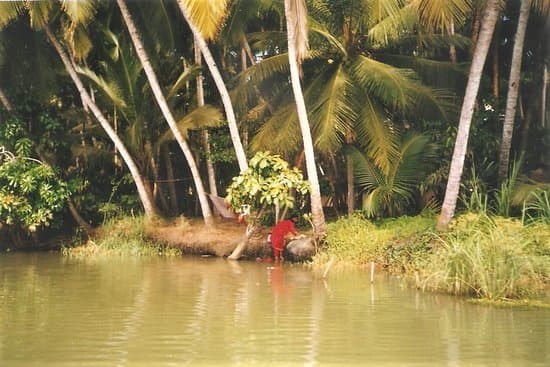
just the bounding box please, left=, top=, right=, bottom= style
left=0, top=252, right=548, bottom=366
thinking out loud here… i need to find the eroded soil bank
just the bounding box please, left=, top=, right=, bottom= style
left=146, top=218, right=274, bottom=259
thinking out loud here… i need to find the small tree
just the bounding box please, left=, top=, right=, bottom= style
left=0, top=148, right=69, bottom=237
left=225, top=151, right=309, bottom=260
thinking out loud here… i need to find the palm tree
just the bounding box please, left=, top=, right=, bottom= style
left=437, top=0, right=501, bottom=228
left=0, top=1, right=159, bottom=218
left=243, top=0, right=452, bottom=217
left=284, top=0, right=326, bottom=236
left=497, top=0, right=533, bottom=181
left=177, top=0, right=248, bottom=172
left=347, top=133, right=437, bottom=217
left=115, top=0, right=213, bottom=225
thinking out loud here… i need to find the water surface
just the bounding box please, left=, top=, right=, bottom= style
left=0, top=253, right=548, bottom=366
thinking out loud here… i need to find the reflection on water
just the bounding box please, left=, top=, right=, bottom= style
left=0, top=252, right=548, bottom=366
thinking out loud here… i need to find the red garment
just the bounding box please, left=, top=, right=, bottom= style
left=270, top=219, right=298, bottom=258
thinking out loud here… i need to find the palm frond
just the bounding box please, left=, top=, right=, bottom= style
left=377, top=54, right=468, bottom=89
left=167, top=64, right=201, bottom=99
left=345, top=144, right=385, bottom=192
left=394, top=133, right=437, bottom=185
left=354, top=94, right=399, bottom=174
left=179, top=0, right=230, bottom=41
left=406, top=84, right=456, bottom=122
left=413, top=0, right=472, bottom=33
left=247, top=31, right=288, bottom=54
left=367, top=2, right=417, bottom=48
left=238, top=53, right=290, bottom=85
left=308, top=17, right=347, bottom=56
left=364, top=0, right=404, bottom=26
left=76, top=65, right=127, bottom=109
left=250, top=103, right=301, bottom=157
left=307, top=64, right=356, bottom=152
left=222, top=0, right=264, bottom=45
left=351, top=55, right=416, bottom=111
left=62, top=22, right=93, bottom=62
left=157, top=105, right=223, bottom=144
left=384, top=32, right=472, bottom=52
left=347, top=132, right=436, bottom=217
left=60, top=0, right=97, bottom=25
left=307, top=0, right=331, bottom=21
left=26, top=1, right=54, bottom=29
left=0, top=2, right=25, bottom=29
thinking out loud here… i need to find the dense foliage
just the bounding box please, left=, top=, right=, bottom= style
left=0, top=0, right=548, bottom=300
left=0, top=157, right=69, bottom=232
left=315, top=213, right=549, bottom=301
left=226, top=151, right=309, bottom=222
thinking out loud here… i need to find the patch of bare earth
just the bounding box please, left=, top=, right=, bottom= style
left=146, top=217, right=272, bottom=259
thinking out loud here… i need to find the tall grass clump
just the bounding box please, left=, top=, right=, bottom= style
left=311, top=214, right=436, bottom=271
left=381, top=216, right=437, bottom=273
left=313, top=213, right=392, bottom=267
left=425, top=213, right=549, bottom=300
left=521, top=188, right=550, bottom=224
left=63, top=215, right=181, bottom=258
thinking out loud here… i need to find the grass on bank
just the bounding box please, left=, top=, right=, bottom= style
left=312, top=212, right=550, bottom=302
left=62, top=216, right=182, bottom=258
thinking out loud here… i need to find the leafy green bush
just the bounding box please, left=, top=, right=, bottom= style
left=0, top=158, right=69, bottom=231
left=226, top=151, right=309, bottom=223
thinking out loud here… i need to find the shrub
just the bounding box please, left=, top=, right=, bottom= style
left=320, top=214, right=391, bottom=265
left=63, top=216, right=181, bottom=258
left=424, top=214, right=549, bottom=299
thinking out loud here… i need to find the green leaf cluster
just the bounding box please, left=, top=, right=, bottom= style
left=225, top=151, right=310, bottom=217
left=0, top=158, right=69, bottom=231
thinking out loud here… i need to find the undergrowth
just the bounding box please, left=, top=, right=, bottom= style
left=62, top=216, right=181, bottom=258
left=313, top=212, right=550, bottom=302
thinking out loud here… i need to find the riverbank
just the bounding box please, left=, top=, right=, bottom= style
left=65, top=215, right=275, bottom=259
left=63, top=212, right=549, bottom=305
left=148, top=217, right=274, bottom=258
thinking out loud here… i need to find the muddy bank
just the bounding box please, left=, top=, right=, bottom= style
left=146, top=218, right=273, bottom=259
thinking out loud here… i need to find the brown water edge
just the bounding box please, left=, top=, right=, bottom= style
left=146, top=217, right=277, bottom=260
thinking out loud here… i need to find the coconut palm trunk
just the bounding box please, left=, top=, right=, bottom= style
left=178, top=2, right=248, bottom=172
left=195, top=39, right=218, bottom=197
left=543, top=65, right=548, bottom=127
left=284, top=0, right=326, bottom=236
left=0, top=87, right=13, bottom=111
left=498, top=0, right=532, bottom=181
left=43, top=25, right=158, bottom=218
left=116, top=0, right=213, bottom=226
left=437, top=0, right=501, bottom=228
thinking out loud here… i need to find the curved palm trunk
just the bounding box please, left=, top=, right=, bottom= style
left=116, top=0, right=213, bottom=226
left=178, top=2, right=248, bottom=172
left=437, top=0, right=500, bottom=228
left=284, top=0, right=326, bottom=236
left=0, top=87, right=13, bottom=111
left=43, top=25, right=158, bottom=218
left=449, top=20, right=457, bottom=64
left=195, top=39, right=218, bottom=197
left=542, top=65, right=548, bottom=128
left=498, top=0, right=532, bottom=181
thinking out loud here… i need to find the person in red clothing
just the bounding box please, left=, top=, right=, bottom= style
left=269, top=217, right=300, bottom=262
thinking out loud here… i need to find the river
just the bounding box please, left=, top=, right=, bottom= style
left=0, top=252, right=548, bottom=366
